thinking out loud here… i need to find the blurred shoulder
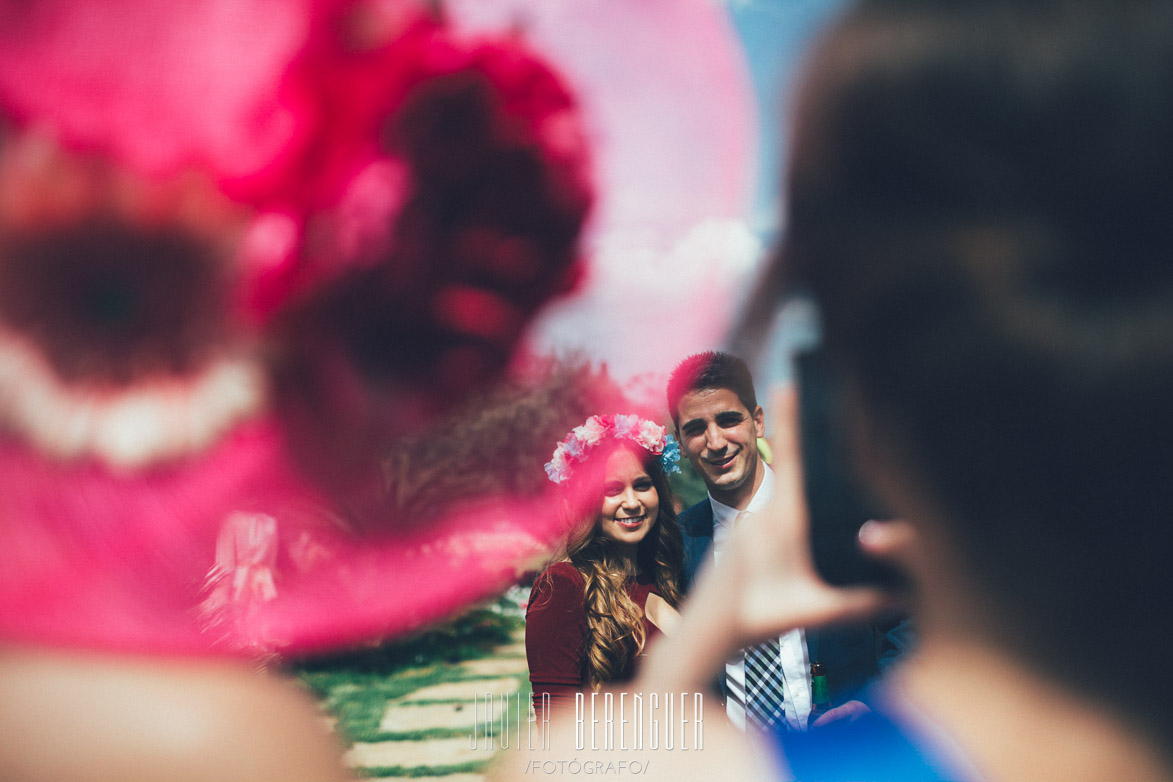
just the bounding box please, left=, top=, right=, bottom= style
left=0, top=645, right=349, bottom=782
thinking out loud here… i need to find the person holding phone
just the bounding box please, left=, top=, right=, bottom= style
left=494, top=0, right=1173, bottom=778
left=665, top=351, right=902, bottom=731
left=631, top=0, right=1173, bottom=779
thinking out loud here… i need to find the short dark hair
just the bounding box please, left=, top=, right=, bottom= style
left=666, top=351, right=758, bottom=427
left=757, top=0, right=1173, bottom=741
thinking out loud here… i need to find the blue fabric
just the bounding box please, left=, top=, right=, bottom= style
left=678, top=498, right=715, bottom=593
left=774, top=705, right=962, bottom=782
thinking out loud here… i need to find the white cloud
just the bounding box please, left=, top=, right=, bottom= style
left=524, top=217, right=766, bottom=384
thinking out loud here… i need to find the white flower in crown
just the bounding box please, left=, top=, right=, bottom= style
left=612, top=414, right=640, bottom=440
left=637, top=419, right=667, bottom=453
left=544, top=446, right=571, bottom=483
left=572, top=416, right=608, bottom=446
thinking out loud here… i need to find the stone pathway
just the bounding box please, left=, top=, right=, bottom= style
left=344, top=737, right=485, bottom=769
left=405, top=676, right=520, bottom=702
left=340, top=631, right=529, bottom=780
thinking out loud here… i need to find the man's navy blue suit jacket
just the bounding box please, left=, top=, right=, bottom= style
left=677, top=498, right=910, bottom=705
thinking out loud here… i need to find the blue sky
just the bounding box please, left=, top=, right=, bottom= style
left=726, top=0, right=848, bottom=236
left=511, top=0, right=851, bottom=386
left=719, top=1, right=850, bottom=394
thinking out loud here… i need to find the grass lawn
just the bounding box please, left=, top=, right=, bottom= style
left=289, top=588, right=532, bottom=777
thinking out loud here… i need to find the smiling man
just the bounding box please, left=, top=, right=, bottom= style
left=666, top=351, right=891, bottom=734
left=670, top=354, right=766, bottom=511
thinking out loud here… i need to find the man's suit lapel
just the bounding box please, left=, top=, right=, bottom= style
left=694, top=501, right=715, bottom=572
left=681, top=500, right=724, bottom=698
left=682, top=500, right=715, bottom=589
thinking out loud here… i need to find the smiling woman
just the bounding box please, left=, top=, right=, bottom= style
left=598, top=448, right=661, bottom=555
left=526, top=415, right=685, bottom=722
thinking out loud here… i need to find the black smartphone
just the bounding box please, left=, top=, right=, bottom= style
left=793, top=347, right=907, bottom=589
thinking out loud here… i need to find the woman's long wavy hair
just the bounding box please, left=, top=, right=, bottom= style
left=551, top=440, right=684, bottom=691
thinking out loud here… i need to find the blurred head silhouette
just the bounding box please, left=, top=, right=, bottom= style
left=747, top=0, right=1173, bottom=750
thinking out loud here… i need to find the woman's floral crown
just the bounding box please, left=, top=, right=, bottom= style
left=545, top=414, right=682, bottom=485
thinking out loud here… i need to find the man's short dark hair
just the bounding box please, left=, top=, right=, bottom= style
left=666, top=351, right=758, bottom=427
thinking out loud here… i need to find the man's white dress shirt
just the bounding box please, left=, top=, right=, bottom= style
left=709, top=467, right=813, bottom=731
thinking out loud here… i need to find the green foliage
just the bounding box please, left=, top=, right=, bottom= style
left=355, top=761, right=489, bottom=778
left=668, top=452, right=708, bottom=510
left=301, top=664, right=449, bottom=743
left=293, top=595, right=526, bottom=745
left=296, top=595, right=521, bottom=675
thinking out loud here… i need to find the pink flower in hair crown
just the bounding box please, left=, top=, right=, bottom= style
left=544, top=414, right=681, bottom=484
left=571, top=416, right=607, bottom=447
